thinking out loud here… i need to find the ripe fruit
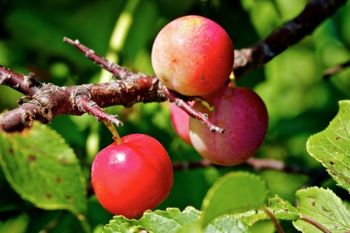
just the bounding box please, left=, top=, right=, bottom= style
left=189, top=87, right=268, bottom=166
left=169, top=103, right=192, bottom=145
left=152, top=15, right=234, bottom=96
left=91, top=134, right=173, bottom=218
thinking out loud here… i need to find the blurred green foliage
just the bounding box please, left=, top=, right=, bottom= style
left=0, top=0, right=349, bottom=232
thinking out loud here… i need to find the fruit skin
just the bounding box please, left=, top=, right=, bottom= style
left=169, top=103, right=192, bottom=145
left=189, top=87, right=268, bottom=166
left=152, top=15, right=234, bottom=96
left=91, top=134, right=173, bottom=218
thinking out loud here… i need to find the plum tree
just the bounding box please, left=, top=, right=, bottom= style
left=91, top=134, right=173, bottom=218
left=189, top=86, right=268, bottom=166
left=0, top=0, right=347, bottom=231
left=151, top=15, right=234, bottom=96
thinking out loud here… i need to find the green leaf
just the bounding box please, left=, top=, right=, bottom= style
left=102, top=207, right=201, bottom=233
left=293, top=187, right=350, bottom=233
left=201, top=172, right=268, bottom=227
left=265, top=195, right=299, bottom=220
left=307, top=100, right=350, bottom=192
left=0, top=122, right=87, bottom=215
left=139, top=207, right=201, bottom=232
left=103, top=216, right=142, bottom=233
left=103, top=207, right=249, bottom=233
left=0, top=214, right=29, bottom=233
left=205, top=215, right=249, bottom=233
left=176, top=222, right=202, bottom=233
left=237, top=195, right=299, bottom=226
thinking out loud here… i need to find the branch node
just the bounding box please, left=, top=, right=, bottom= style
left=18, top=96, right=32, bottom=105
left=0, top=72, right=10, bottom=85
left=24, top=72, right=42, bottom=88
left=21, top=111, right=33, bottom=127
left=30, top=99, right=53, bottom=123
left=210, top=125, right=225, bottom=133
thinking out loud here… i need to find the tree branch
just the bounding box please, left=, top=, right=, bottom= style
left=323, top=60, right=350, bottom=80
left=233, top=0, right=347, bottom=77
left=173, top=159, right=212, bottom=171
left=0, top=55, right=222, bottom=132
left=0, top=68, right=167, bottom=132
left=62, top=37, right=224, bottom=132
left=300, top=216, right=331, bottom=233
left=263, top=207, right=285, bottom=233
left=63, top=37, right=137, bottom=80
left=164, top=89, right=225, bottom=133
left=76, top=97, right=123, bottom=126
left=0, top=0, right=347, bottom=132
left=173, top=157, right=315, bottom=176
left=0, top=66, right=40, bottom=95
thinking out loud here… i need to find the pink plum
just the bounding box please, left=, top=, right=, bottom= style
left=152, top=15, right=234, bottom=96
left=189, top=87, right=268, bottom=166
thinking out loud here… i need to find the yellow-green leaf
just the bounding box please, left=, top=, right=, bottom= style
left=0, top=122, right=87, bottom=215
left=307, top=100, right=350, bottom=192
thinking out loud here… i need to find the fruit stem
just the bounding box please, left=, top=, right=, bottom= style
left=229, top=71, right=235, bottom=81
left=229, top=71, right=237, bottom=87
left=103, top=120, right=122, bottom=144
